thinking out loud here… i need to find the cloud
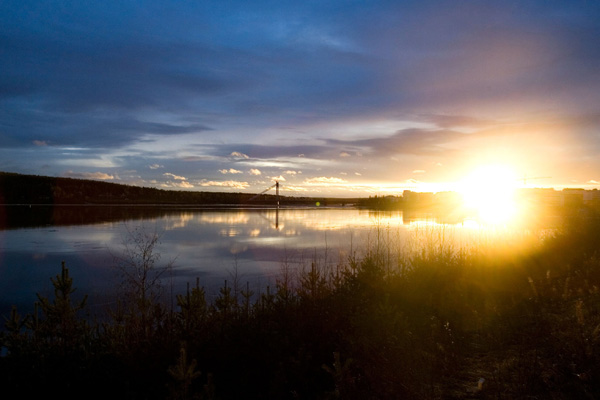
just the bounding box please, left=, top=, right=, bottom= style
left=181, top=155, right=213, bottom=162
left=161, top=181, right=195, bottom=189
left=420, top=114, right=494, bottom=129
left=2, top=104, right=214, bottom=149
left=327, top=128, right=467, bottom=157
left=230, top=152, right=249, bottom=159
left=249, top=168, right=262, bottom=175
left=63, top=171, right=115, bottom=180
left=220, top=168, right=243, bottom=174
left=199, top=180, right=249, bottom=189
left=33, top=140, right=48, bottom=146
left=282, top=185, right=308, bottom=192
left=163, top=172, right=187, bottom=180
left=149, top=164, right=163, bottom=169
left=214, top=144, right=329, bottom=160
left=413, top=170, right=426, bottom=174
left=304, top=176, right=348, bottom=186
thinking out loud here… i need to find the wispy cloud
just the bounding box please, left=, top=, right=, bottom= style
left=230, top=152, right=249, bottom=159
left=163, top=172, right=187, bottom=180
left=281, top=185, right=308, bottom=192
left=63, top=171, right=116, bottom=180
left=161, top=181, right=195, bottom=189
left=199, top=180, right=249, bottom=189
left=304, top=177, right=348, bottom=186
left=219, top=168, right=243, bottom=174
left=327, top=128, right=467, bottom=157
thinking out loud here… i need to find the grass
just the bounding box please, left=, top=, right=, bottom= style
left=1, top=207, right=600, bottom=399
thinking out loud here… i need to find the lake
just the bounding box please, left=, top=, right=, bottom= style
left=0, top=205, right=556, bottom=318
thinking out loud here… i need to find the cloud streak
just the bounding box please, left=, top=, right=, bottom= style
left=199, top=180, right=250, bottom=190
left=64, top=171, right=116, bottom=180
left=164, top=173, right=187, bottom=181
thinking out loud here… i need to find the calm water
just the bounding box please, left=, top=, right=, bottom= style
left=0, top=205, right=552, bottom=318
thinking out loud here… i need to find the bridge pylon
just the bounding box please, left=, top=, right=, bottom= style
left=249, top=180, right=280, bottom=208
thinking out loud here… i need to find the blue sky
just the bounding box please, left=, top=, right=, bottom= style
left=2, top=0, right=600, bottom=197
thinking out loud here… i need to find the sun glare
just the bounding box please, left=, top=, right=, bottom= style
left=458, top=165, right=519, bottom=224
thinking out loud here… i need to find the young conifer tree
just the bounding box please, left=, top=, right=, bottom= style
left=31, top=261, right=89, bottom=353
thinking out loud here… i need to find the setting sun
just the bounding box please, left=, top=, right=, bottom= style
left=458, top=165, right=520, bottom=224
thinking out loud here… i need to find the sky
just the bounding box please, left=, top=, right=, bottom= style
left=1, top=0, right=600, bottom=198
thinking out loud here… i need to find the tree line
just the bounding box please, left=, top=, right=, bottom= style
left=0, top=171, right=355, bottom=206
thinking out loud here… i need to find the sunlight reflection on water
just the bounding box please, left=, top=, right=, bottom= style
left=0, top=206, right=559, bottom=317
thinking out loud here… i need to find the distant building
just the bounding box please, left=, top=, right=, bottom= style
left=402, top=190, right=433, bottom=206
left=561, top=188, right=585, bottom=207
left=584, top=189, right=600, bottom=205
left=433, top=191, right=463, bottom=205
left=402, top=188, right=599, bottom=211
left=402, top=190, right=417, bottom=203
left=516, top=188, right=561, bottom=207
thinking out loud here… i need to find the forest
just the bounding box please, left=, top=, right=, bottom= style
left=0, top=171, right=357, bottom=207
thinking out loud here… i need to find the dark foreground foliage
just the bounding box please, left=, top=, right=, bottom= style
left=2, top=212, right=600, bottom=399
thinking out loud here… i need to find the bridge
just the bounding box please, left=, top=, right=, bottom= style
left=249, top=180, right=280, bottom=207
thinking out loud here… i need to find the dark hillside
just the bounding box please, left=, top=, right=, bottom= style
left=0, top=171, right=356, bottom=206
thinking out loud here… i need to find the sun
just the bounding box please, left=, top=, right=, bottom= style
left=457, top=164, right=520, bottom=224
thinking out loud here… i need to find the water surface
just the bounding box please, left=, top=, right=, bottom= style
left=0, top=205, right=553, bottom=317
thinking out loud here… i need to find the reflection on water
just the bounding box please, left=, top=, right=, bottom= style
left=0, top=205, right=562, bottom=317
left=199, top=212, right=251, bottom=225
left=165, top=212, right=195, bottom=230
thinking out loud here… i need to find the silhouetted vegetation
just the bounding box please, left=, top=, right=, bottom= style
left=2, top=209, right=600, bottom=399
left=357, top=195, right=402, bottom=210
left=0, top=171, right=357, bottom=209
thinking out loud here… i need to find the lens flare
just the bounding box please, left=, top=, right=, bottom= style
left=458, top=165, right=519, bottom=224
